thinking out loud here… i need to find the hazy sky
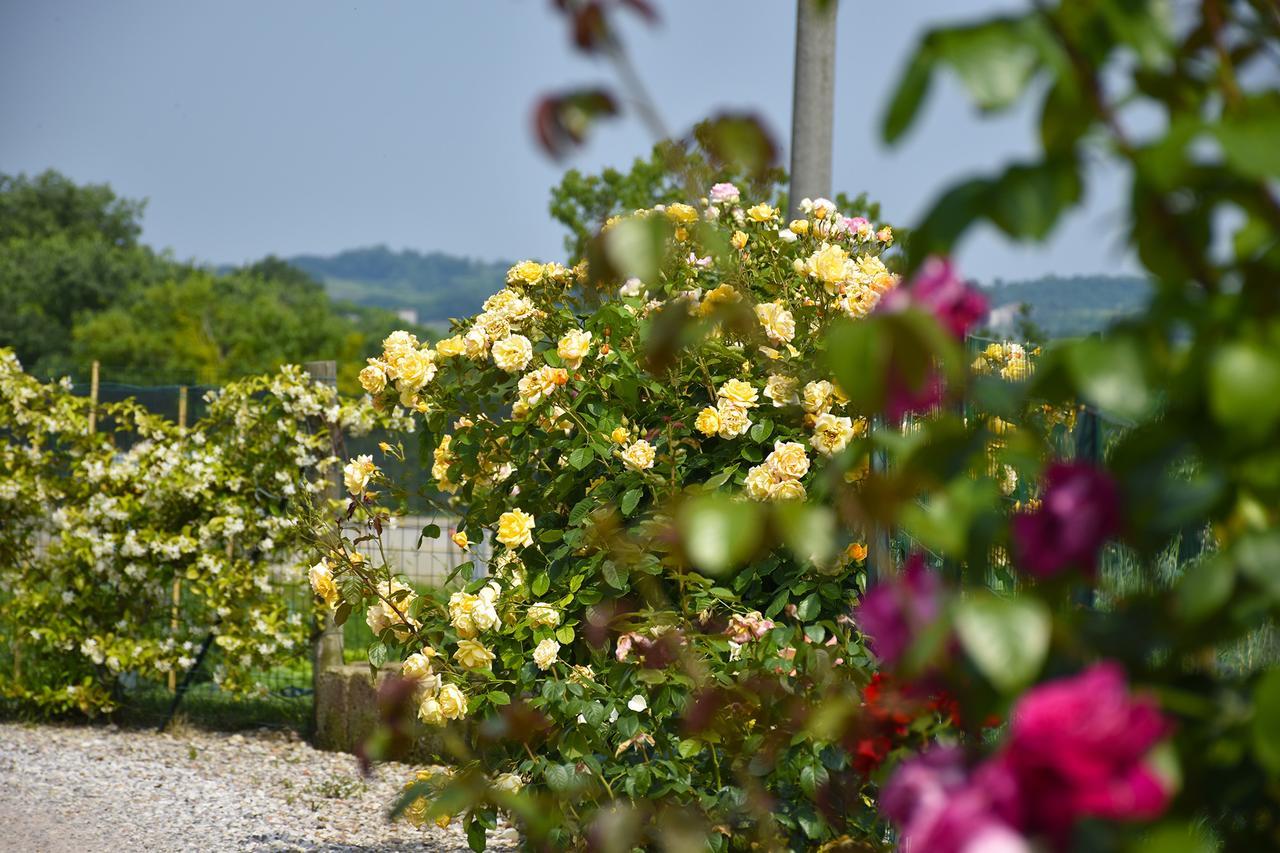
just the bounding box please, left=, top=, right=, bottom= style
left=2, top=1, right=1138, bottom=282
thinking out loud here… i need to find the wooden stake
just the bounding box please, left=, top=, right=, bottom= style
left=168, top=387, right=190, bottom=693
left=87, top=360, right=100, bottom=434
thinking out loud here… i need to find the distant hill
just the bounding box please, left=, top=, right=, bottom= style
left=980, top=274, right=1151, bottom=339
left=289, top=245, right=1151, bottom=340
left=288, top=245, right=508, bottom=330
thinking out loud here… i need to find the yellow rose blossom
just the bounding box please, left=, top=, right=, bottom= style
left=436, top=683, right=468, bottom=720
left=496, top=509, right=535, bottom=549
left=417, top=694, right=445, bottom=726
left=810, top=412, right=856, bottom=456
left=731, top=230, right=749, bottom=250
left=358, top=361, right=387, bottom=395
left=620, top=439, right=656, bottom=471
left=699, top=283, right=741, bottom=317
left=801, top=380, right=835, bottom=415
left=754, top=302, right=796, bottom=344
left=766, top=440, right=810, bottom=480
left=402, top=651, right=436, bottom=682
left=771, top=479, right=807, bottom=501
left=454, top=639, right=496, bottom=670
left=694, top=406, right=721, bottom=437
left=788, top=219, right=810, bottom=235
left=343, top=454, right=378, bottom=496
left=716, top=402, right=752, bottom=439
left=717, top=379, right=759, bottom=409
left=436, top=335, right=467, bottom=357
left=746, top=203, right=778, bottom=223
left=665, top=202, right=699, bottom=224
left=491, top=334, right=533, bottom=373
left=527, top=601, right=561, bottom=628
left=451, top=531, right=470, bottom=550
left=533, top=638, right=561, bottom=670
left=610, top=425, right=630, bottom=444
left=507, top=260, right=545, bottom=287
left=764, top=374, right=800, bottom=407
left=463, top=327, right=488, bottom=359
left=557, top=328, right=593, bottom=370
left=308, top=560, right=340, bottom=608
left=846, top=542, right=869, bottom=562
left=806, top=243, right=852, bottom=292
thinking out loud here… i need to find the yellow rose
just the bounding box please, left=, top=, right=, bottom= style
left=417, top=694, right=445, bottom=726
left=507, top=260, right=545, bottom=287
left=770, top=479, right=807, bottom=501
left=454, top=639, right=496, bottom=670
left=493, top=773, right=524, bottom=794
left=437, top=683, right=468, bottom=720
left=436, top=335, right=466, bottom=357
left=716, top=402, right=752, bottom=439
left=764, top=374, right=799, bottom=407
left=744, top=464, right=776, bottom=501
left=448, top=591, right=480, bottom=638
left=806, top=243, right=852, bottom=291
left=491, top=334, right=533, bottom=373
left=694, top=406, right=720, bottom=437
left=451, top=531, right=470, bottom=550
left=731, top=230, right=749, bottom=250
left=343, top=454, right=378, bottom=496
left=497, top=509, right=535, bottom=549
left=557, top=328, right=593, bottom=370
left=717, top=379, right=759, bottom=409
left=810, top=413, right=856, bottom=457
left=766, top=440, right=810, bottom=480
left=802, top=380, right=835, bottom=415
left=665, top=202, right=698, bottom=224
left=308, top=560, right=340, bottom=608
left=527, top=601, right=561, bottom=628
left=788, top=219, right=810, bottom=235
left=390, top=347, right=437, bottom=391
left=463, top=327, right=489, bottom=359
left=402, top=651, right=438, bottom=685
left=746, top=203, right=778, bottom=223
left=533, top=638, right=560, bottom=671
left=699, top=283, right=741, bottom=317
left=754, top=302, right=796, bottom=344
left=358, top=361, right=387, bottom=395
left=484, top=288, right=536, bottom=323
left=620, top=439, right=656, bottom=471
left=846, top=542, right=869, bottom=562
left=610, top=425, right=630, bottom=444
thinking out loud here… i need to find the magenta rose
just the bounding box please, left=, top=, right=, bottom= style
left=1011, top=462, right=1121, bottom=578
left=852, top=553, right=942, bottom=666
left=1001, top=662, right=1172, bottom=840
left=880, top=256, right=988, bottom=340
left=882, top=747, right=1029, bottom=853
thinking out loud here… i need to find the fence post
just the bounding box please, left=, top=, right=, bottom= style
left=87, top=360, right=100, bottom=434
left=867, top=418, right=893, bottom=586
left=304, top=361, right=346, bottom=725
left=168, top=386, right=189, bottom=693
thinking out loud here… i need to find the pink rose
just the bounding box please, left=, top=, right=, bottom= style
left=709, top=182, right=740, bottom=204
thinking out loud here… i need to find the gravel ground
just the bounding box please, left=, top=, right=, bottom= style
left=0, top=722, right=516, bottom=852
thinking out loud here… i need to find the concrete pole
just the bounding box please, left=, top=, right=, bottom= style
left=787, top=0, right=838, bottom=221
left=304, top=360, right=346, bottom=719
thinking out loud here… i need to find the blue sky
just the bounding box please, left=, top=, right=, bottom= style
left=1, top=0, right=1137, bottom=282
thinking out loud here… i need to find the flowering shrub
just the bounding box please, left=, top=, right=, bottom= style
left=313, top=192, right=956, bottom=846
left=0, top=349, right=404, bottom=714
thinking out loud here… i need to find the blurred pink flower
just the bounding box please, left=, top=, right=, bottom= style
left=881, top=256, right=987, bottom=340
left=1002, top=662, right=1172, bottom=840
left=1011, top=462, right=1121, bottom=578
left=709, top=182, right=740, bottom=204
left=725, top=611, right=774, bottom=644
left=852, top=553, right=942, bottom=666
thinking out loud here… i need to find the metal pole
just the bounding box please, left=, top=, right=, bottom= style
left=787, top=0, right=838, bottom=221
left=304, top=360, right=346, bottom=732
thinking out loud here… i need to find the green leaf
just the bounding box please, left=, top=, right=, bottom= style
left=1174, top=557, right=1234, bottom=624
left=954, top=593, right=1050, bottom=693
left=677, top=738, right=703, bottom=759
left=487, top=690, right=511, bottom=706
left=677, top=493, right=764, bottom=577
left=1209, top=342, right=1280, bottom=443
left=601, top=561, right=628, bottom=590
left=367, top=641, right=388, bottom=669
left=620, top=488, right=643, bottom=516
left=749, top=419, right=773, bottom=443
left=986, top=158, right=1082, bottom=241
left=1215, top=96, right=1280, bottom=180
left=333, top=602, right=351, bottom=626
left=1252, top=667, right=1280, bottom=776
left=543, top=763, right=576, bottom=792
left=930, top=17, right=1042, bottom=112
left=1132, top=821, right=1216, bottom=853
left=1067, top=335, right=1151, bottom=422
left=569, top=446, right=594, bottom=470
left=605, top=215, right=669, bottom=283
left=796, top=593, right=820, bottom=622
left=617, top=714, right=640, bottom=739
left=555, top=625, right=575, bottom=644
left=882, top=44, right=936, bottom=143
left=531, top=573, right=550, bottom=597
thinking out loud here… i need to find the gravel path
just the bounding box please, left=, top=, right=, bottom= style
left=0, top=722, right=516, bottom=852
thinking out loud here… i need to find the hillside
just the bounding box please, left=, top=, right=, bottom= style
left=290, top=245, right=1151, bottom=340
left=288, top=245, right=507, bottom=329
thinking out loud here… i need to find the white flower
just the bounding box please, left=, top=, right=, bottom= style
left=627, top=694, right=648, bottom=713
left=620, top=439, right=656, bottom=472
left=533, top=638, right=560, bottom=670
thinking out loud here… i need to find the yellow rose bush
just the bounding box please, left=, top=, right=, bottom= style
left=315, top=189, right=932, bottom=848
left=0, top=349, right=404, bottom=715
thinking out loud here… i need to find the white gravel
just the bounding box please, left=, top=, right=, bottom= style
left=0, top=722, right=516, bottom=852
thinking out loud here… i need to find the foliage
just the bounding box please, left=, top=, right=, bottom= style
left=0, top=349, right=410, bottom=715
left=316, top=191, right=914, bottom=848
left=0, top=171, right=422, bottom=392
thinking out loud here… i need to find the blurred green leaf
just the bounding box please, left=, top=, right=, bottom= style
left=1215, top=95, right=1280, bottom=180
left=677, top=493, right=763, bottom=576
left=931, top=17, right=1043, bottom=111
left=954, top=593, right=1050, bottom=692
left=1209, top=342, right=1280, bottom=443
left=1174, top=556, right=1234, bottom=624
left=882, top=46, right=936, bottom=143
left=1067, top=336, right=1151, bottom=421
left=1131, top=821, right=1217, bottom=853
left=604, top=215, right=669, bottom=283
left=776, top=501, right=837, bottom=567
left=1252, top=667, right=1280, bottom=776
